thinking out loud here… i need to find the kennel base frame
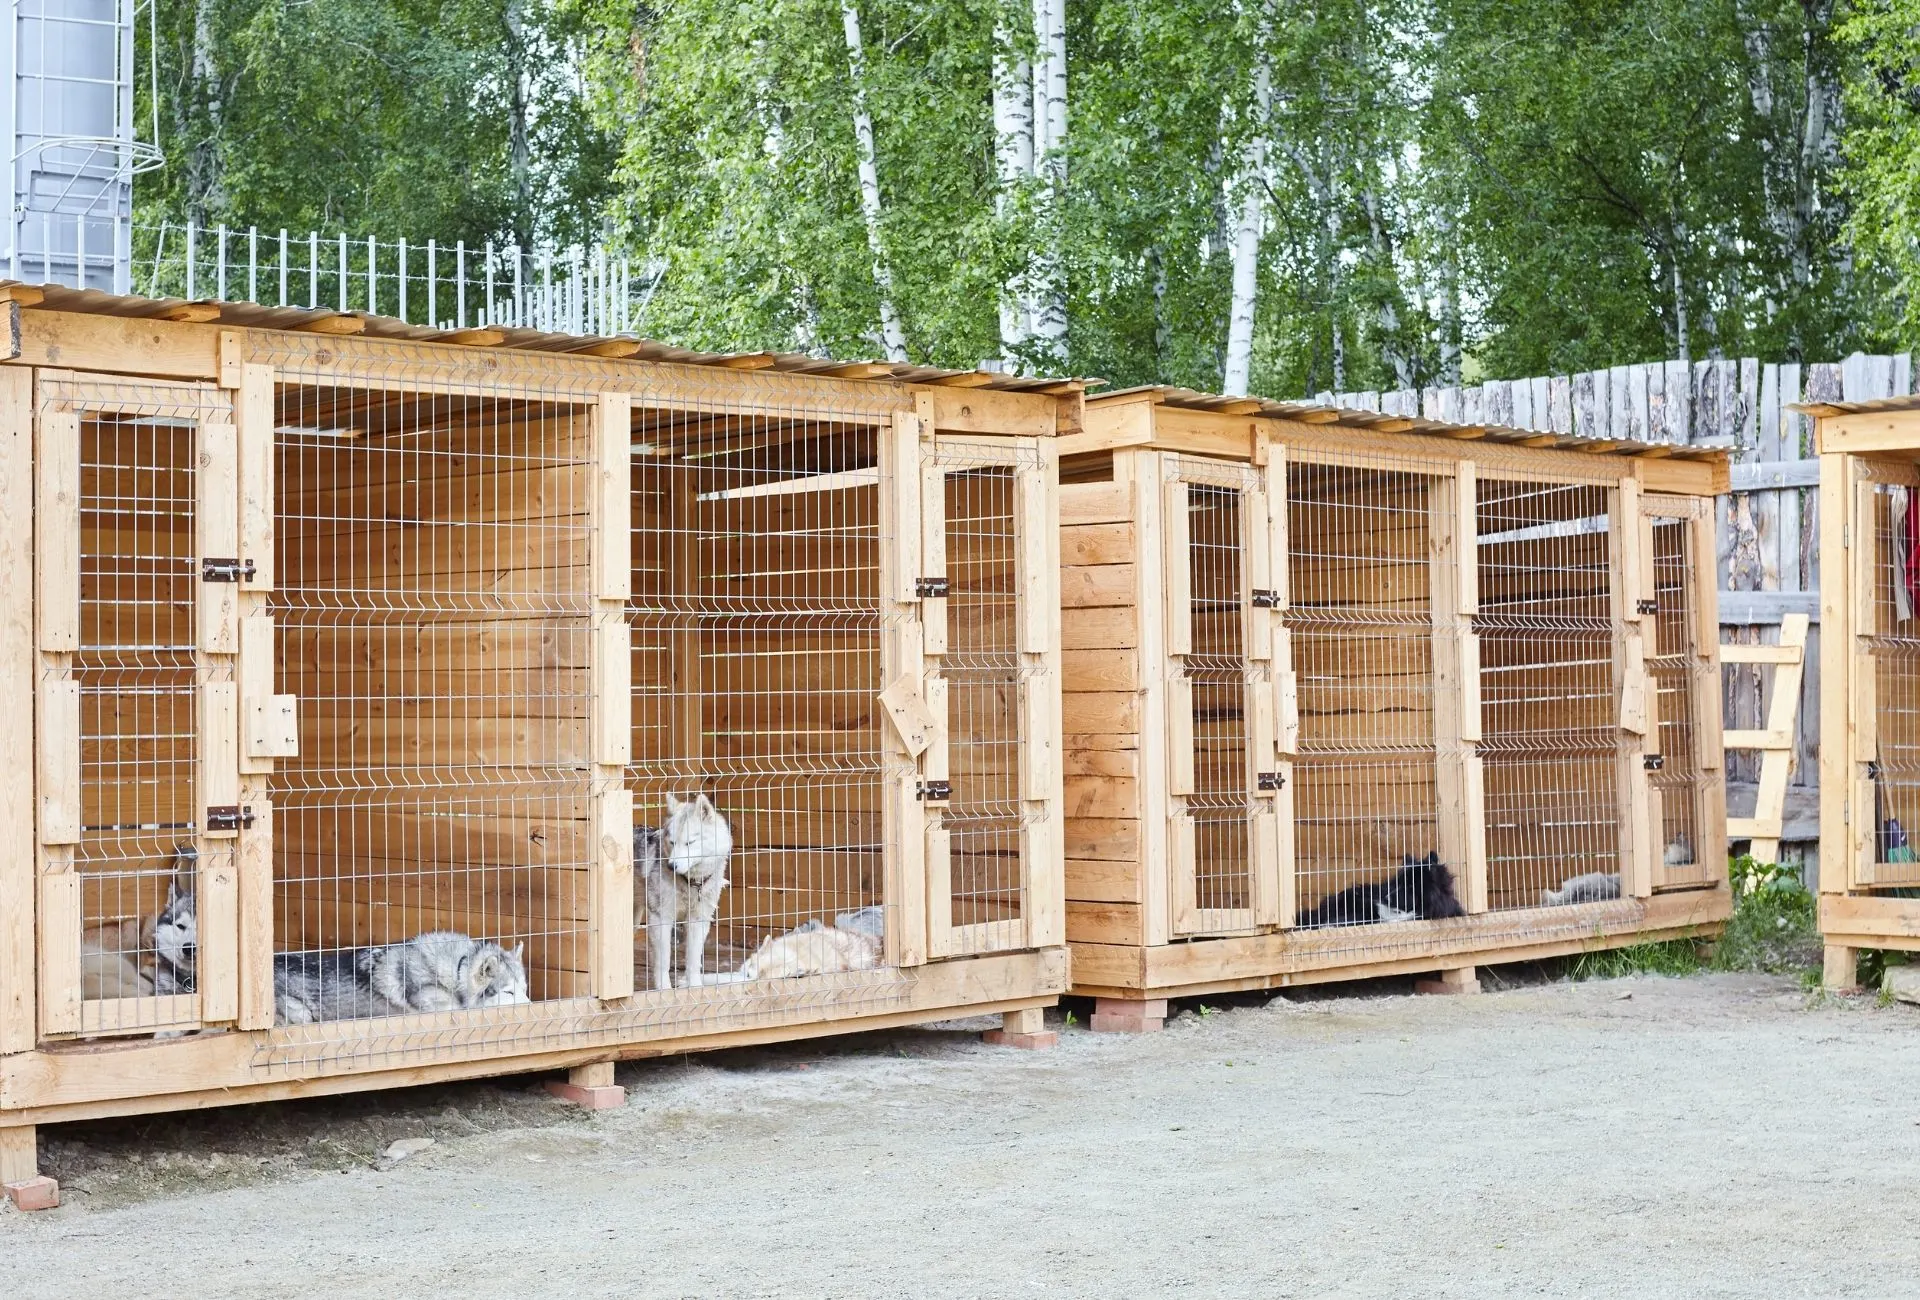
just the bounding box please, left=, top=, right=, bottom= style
left=1812, top=401, right=1920, bottom=980
left=1059, top=388, right=1731, bottom=1003
left=0, top=298, right=1074, bottom=1132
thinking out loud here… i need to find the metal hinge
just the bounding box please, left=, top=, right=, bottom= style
left=1637, top=599, right=1659, bottom=616
left=1250, top=588, right=1282, bottom=609
left=916, top=780, right=951, bottom=802
left=206, top=805, right=255, bottom=831
left=915, top=577, right=950, bottom=599
left=1643, top=754, right=1665, bottom=771
left=1257, top=771, right=1286, bottom=791
left=201, top=557, right=256, bottom=584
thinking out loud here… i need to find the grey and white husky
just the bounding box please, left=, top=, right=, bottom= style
left=1540, top=871, right=1622, bottom=906
left=635, top=793, right=733, bottom=991
left=81, top=842, right=198, bottom=1003
left=274, top=931, right=530, bottom=1025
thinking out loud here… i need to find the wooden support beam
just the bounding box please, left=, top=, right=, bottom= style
left=440, top=327, right=505, bottom=347
left=294, top=314, right=366, bottom=336
left=573, top=339, right=641, bottom=359
left=162, top=302, right=223, bottom=324
left=825, top=361, right=893, bottom=379
left=716, top=352, right=777, bottom=370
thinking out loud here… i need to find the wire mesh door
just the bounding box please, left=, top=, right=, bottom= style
left=1285, top=456, right=1453, bottom=940
left=1642, top=497, right=1719, bottom=890
left=1857, top=471, right=1920, bottom=887
left=34, top=374, right=241, bottom=1039
left=1476, top=477, right=1622, bottom=910
left=1162, top=456, right=1282, bottom=937
left=923, top=438, right=1051, bottom=959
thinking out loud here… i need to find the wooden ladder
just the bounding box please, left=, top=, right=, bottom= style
left=1721, top=612, right=1810, bottom=863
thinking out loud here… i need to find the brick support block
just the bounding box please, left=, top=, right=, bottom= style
left=546, top=1061, right=626, bottom=1109
left=4, top=1176, right=59, bottom=1212
left=1090, top=996, right=1168, bottom=1033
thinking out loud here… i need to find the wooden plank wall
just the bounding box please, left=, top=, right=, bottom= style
left=1058, top=453, right=1146, bottom=949
left=1318, top=351, right=1920, bottom=860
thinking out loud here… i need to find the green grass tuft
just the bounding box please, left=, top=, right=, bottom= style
left=1709, top=855, right=1821, bottom=976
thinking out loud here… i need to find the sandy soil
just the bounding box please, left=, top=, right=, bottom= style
left=4, top=972, right=1918, bottom=1298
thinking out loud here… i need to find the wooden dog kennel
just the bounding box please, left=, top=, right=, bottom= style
left=1058, top=388, right=1731, bottom=1027
left=0, top=289, right=1070, bottom=1204
left=1810, top=396, right=1920, bottom=987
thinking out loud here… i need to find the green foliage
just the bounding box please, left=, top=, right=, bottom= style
left=1711, top=855, right=1820, bottom=976
left=1569, top=938, right=1704, bottom=980
left=136, top=0, right=1897, bottom=377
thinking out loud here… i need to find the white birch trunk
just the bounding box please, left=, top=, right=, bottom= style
left=1028, top=0, right=1069, bottom=352
left=993, top=17, right=1034, bottom=358
left=1222, top=49, right=1272, bottom=397
left=841, top=0, right=909, bottom=362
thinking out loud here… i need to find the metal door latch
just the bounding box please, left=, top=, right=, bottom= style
left=1643, top=754, right=1665, bottom=771
left=202, top=557, right=256, bottom=583
left=916, top=780, right=952, bottom=801
left=915, top=577, right=950, bottom=598
left=206, top=805, right=256, bottom=831
left=1257, top=771, right=1286, bottom=791
left=1250, top=589, right=1282, bottom=609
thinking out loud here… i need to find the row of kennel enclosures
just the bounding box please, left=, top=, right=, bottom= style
left=1059, top=389, right=1731, bottom=1002
left=1812, top=397, right=1920, bottom=981
left=0, top=292, right=1069, bottom=1131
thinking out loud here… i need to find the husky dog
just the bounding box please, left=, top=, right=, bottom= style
left=274, top=932, right=530, bottom=1026
left=82, top=844, right=198, bottom=1002
left=1663, top=832, right=1696, bottom=867
left=635, top=793, right=733, bottom=991
left=833, top=905, right=885, bottom=941
left=1295, top=852, right=1467, bottom=929
left=737, top=919, right=882, bottom=981
left=1541, top=871, right=1622, bottom=906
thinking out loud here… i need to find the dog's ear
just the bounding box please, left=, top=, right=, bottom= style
left=695, top=793, right=715, bottom=814
left=664, top=792, right=684, bottom=816
left=170, top=843, right=199, bottom=899
left=511, top=941, right=525, bottom=964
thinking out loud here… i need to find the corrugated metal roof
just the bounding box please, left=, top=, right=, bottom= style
left=4, top=281, right=1090, bottom=396
left=1096, top=383, right=1727, bottom=461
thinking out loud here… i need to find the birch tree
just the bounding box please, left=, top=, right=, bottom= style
left=992, top=6, right=1034, bottom=360
left=1221, top=6, right=1272, bottom=396
left=840, top=0, right=909, bottom=361
left=1028, top=0, right=1068, bottom=355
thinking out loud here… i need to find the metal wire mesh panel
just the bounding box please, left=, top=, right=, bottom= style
left=1476, top=479, right=1621, bottom=910
left=1647, top=515, right=1706, bottom=880
left=1867, top=482, right=1920, bottom=874
left=47, top=377, right=231, bottom=1037
left=1170, top=459, right=1265, bottom=934
left=268, top=358, right=595, bottom=1022
left=1285, top=459, right=1446, bottom=938
left=628, top=400, right=892, bottom=990
left=937, top=454, right=1029, bottom=954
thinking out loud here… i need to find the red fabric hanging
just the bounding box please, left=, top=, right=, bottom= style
left=1908, top=487, right=1920, bottom=612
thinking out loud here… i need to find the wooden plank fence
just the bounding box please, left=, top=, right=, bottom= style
left=1315, top=352, right=1918, bottom=858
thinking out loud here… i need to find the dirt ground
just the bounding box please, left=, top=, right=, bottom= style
left=4, top=971, right=1919, bottom=1297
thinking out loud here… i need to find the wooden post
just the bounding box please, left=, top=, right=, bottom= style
left=1429, top=464, right=1487, bottom=913
left=590, top=394, right=635, bottom=1001
left=234, top=363, right=278, bottom=1029
left=0, top=365, right=35, bottom=1053
left=1133, top=451, right=1172, bottom=946
left=34, top=394, right=82, bottom=1036
left=880, top=404, right=928, bottom=967
left=1818, top=450, right=1850, bottom=898
left=0, top=1125, right=56, bottom=1210
left=1018, top=437, right=1064, bottom=950
left=1823, top=944, right=1860, bottom=993
left=1613, top=477, right=1654, bottom=899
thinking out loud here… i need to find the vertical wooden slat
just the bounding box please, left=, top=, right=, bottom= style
left=880, top=409, right=928, bottom=968
left=1849, top=467, right=1881, bottom=887
left=922, top=820, right=952, bottom=959
left=0, top=364, right=34, bottom=1051
left=594, top=393, right=632, bottom=601
left=590, top=393, right=634, bottom=999
left=235, top=792, right=275, bottom=1028
left=666, top=471, right=702, bottom=782
left=36, top=872, right=80, bottom=1035
left=1245, top=462, right=1272, bottom=664
left=592, top=786, right=635, bottom=999
left=238, top=364, right=275, bottom=592
left=195, top=837, right=239, bottom=1023
left=1168, top=808, right=1198, bottom=936
left=1162, top=469, right=1191, bottom=658
left=1166, top=674, right=1195, bottom=797
left=1132, top=450, right=1172, bottom=947
left=1614, top=477, right=1653, bottom=898
left=1816, top=449, right=1855, bottom=894
left=199, top=681, right=240, bottom=836
left=920, top=462, right=948, bottom=658
left=35, top=409, right=79, bottom=653
left=1428, top=466, right=1486, bottom=914
left=197, top=420, right=239, bottom=654
left=35, top=679, right=79, bottom=846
